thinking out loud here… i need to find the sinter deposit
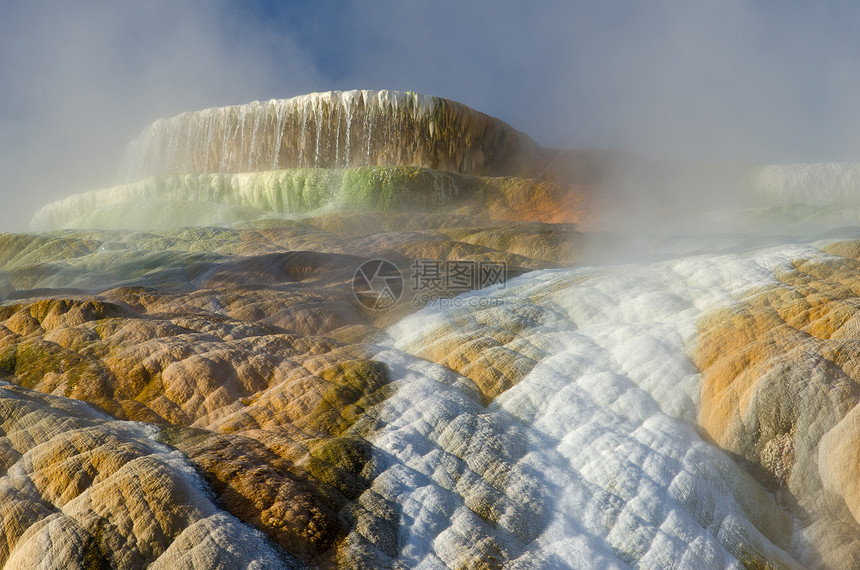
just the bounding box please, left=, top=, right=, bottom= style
left=6, top=90, right=860, bottom=568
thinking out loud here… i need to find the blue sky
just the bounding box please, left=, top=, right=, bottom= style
left=3, top=0, right=860, bottom=229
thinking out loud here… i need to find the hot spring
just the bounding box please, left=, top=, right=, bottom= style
left=3, top=90, right=860, bottom=569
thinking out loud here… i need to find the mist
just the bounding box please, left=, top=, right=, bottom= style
left=0, top=0, right=320, bottom=231
left=326, top=1, right=860, bottom=160
left=5, top=1, right=860, bottom=231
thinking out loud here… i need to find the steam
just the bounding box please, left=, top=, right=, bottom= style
left=0, top=0, right=320, bottom=231
left=321, top=2, right=860, bottom=161
left=6, top=1, right=860, bottom=230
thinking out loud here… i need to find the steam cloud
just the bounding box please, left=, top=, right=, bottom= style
left=0, top=0, right=319, bottom=231
left=4, top=0, right=860, bottom=230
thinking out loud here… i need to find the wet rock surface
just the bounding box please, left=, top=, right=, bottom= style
left=10, top=90, right=860, bottom=568
left=0, top=210, right=586, bottom=567
left=695, top=241, right=860, bottom=568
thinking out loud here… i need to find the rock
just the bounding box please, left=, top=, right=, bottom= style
left=16, top=87, right=860, bottom=569
left=31, top=167, right=593, bottom=231
left=118, top=90, right=545, bottom=180
left=694, top=246, right=860, bottom=568
left=0, top=382, right=290, bottom=568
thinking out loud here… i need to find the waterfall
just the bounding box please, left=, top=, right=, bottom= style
left=117, top=90, right=543, bottom=183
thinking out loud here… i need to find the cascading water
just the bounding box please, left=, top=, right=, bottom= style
left=50, top=91, right=860, bottom=236
left=364, top=244, right=825, bottom=568
left=117, top=90, right=543, bottom=183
